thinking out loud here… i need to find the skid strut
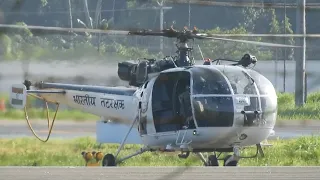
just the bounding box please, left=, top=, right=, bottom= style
left=24, top=93, right=60, bottom=142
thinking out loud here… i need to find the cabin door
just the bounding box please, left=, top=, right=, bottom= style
left=152, top=71, right=195, bottom=133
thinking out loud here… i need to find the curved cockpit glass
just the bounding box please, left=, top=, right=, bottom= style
left=189, top=66, right=277, bottom=128
left=191, top=66, right=232, bottom=95
left=246, top=69, right=277, bottom=127
left=190, top=66, right=234, bottom=127
left=215, top=66, right=257, bottom=95
left=246, top=69, right=277, bottom=96
left=150, top=65, right=277, bottom=131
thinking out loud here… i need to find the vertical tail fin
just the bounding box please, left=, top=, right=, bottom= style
left=10, top=84, right=27, bottom=109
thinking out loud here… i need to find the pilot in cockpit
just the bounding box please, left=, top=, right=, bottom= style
left=178, top=85, right=195, bottom=129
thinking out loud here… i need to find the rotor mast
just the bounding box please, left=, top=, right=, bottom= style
left=176, top=42, right=192, bottom=67
left=128, top=27, right=196, bottom=67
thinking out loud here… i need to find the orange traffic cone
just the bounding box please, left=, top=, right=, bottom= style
left=0, top=99, right=6, bottom=112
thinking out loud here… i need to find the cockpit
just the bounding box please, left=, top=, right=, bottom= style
left=151, top=65, right=277, bottom=133
left=191, top=66, right=234, bottom=127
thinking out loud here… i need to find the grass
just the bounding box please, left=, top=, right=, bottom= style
left=1, top=92, right=320, bottom=121
left=0, top=108, right=99, bottom=121
left=1, top=136, right=320, bottom=166
left=277, top=92, right=320, bottom=120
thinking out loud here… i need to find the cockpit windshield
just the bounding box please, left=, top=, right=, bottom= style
left=215, top=66, right=257, bottom=95
left=192, top=96, right=234, bottom=127
left=246, top=69, right=277, bottom=96
left=191, top=66, right=231, bottom=95
left=188, top=66, right=277, bottom=128
left=190, top=66, right=234, bottom=127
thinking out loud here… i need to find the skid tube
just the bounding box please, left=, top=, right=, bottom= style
left=23, top=90, right=64, bottom=142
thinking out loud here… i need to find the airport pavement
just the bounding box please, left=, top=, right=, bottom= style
left=0, top=166, right=320, bottom=180
left=1, top=119, right=320, bottom=139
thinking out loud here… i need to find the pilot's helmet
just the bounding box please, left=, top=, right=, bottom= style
left=203, top=58, right=211, bottom=65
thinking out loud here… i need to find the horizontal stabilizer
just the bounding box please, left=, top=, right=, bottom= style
left=96, top=121, right=142, bottom=144
left=9, top=84, right=66, bottom=109
left=10, top=84, right=27, bottom=109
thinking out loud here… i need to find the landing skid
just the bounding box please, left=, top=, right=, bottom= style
left=92, top=113, right=267, bottom=167
left=99, top=143, right=266, bottom=167
left=100, top=112, right=152, bottom=166
left=196, top=143, right=266, bottom=166
left=102, top=147, right=150, bottom=166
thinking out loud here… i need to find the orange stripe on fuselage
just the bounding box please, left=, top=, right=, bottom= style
left=12, top=87, right=23, bottom=94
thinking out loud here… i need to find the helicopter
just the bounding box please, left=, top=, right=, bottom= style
left=6, top=24, right=301, bottom=167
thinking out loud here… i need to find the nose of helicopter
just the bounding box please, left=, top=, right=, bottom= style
left=191, top=93, right=276, bottom=147
left=192, top=95, right=234, bottom=127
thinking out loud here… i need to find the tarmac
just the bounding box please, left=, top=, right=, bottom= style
left=1, top=166, right=320, bottom=180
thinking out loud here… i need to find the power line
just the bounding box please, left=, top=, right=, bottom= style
left=169, top=0, right=320, bottom=9
left=2, top=7, right=172, bottom=15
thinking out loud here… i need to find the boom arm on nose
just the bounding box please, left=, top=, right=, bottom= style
left=241, top=110, right=262, bottom=126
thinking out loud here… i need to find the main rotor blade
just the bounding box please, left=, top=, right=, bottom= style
left=0, top=24, right=129, bottom=35
left=0, top=24, right=303, bottom=48
left=201, top=33, right=320, bottom=38
left=202, top=36, right=301, bottom=48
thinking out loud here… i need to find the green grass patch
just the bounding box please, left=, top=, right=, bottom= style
left=277, top=92, right=320, bottom=120
left=1, top=136, right=320, bottom=166
left=1, top=92, right=320, bottom=121
left=0, top=109, right=99, bottom=121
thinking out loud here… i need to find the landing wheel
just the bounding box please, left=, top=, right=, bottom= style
left=102, top=154, right=116, bottom=166
left=223, top=155, right=238, bottom=166
left=207, top=155, right=219, bottom=166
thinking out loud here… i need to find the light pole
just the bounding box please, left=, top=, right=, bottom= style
left=295, top=0, right=306, bottom=106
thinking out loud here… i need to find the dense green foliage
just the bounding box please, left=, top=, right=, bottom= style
left=1, top=136, right=320, bottom=166
left=0, top=0, right=297, bottom=61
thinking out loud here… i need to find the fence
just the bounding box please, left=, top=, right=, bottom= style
left=1, top=0, right=320, bottom=98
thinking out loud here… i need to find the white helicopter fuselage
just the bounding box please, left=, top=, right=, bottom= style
left=37, top=65, right=277, bottom=152
left=42, top=88, right=138, bottom=125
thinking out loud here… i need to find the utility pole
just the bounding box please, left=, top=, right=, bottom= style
left=68, top=0, right=73, bottom=49
left=94, top=0, right=102, bottom=52
left=283, top=0, right=286, bottom=92
left=157, top=0, right=172, bottom=53
left=83, top=0, right=93, bottom=28
left=94, top=0, right=103, bottom=28
left=295, top=0, right=306, bottom=106
left=188, top=0, right=191, bottom=27
left=158, top=0, right=164, bottom=53
left=68, top=0, right=73, bottom=29
left=112, top=0, right=116, bottom=23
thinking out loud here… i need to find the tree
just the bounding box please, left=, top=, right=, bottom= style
left=269, top=8, right=294, bottom=61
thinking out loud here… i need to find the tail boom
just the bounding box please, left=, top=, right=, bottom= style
left=10, top=82, right=138, bottom=124
left=59, top=90, right=137, bottom=124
